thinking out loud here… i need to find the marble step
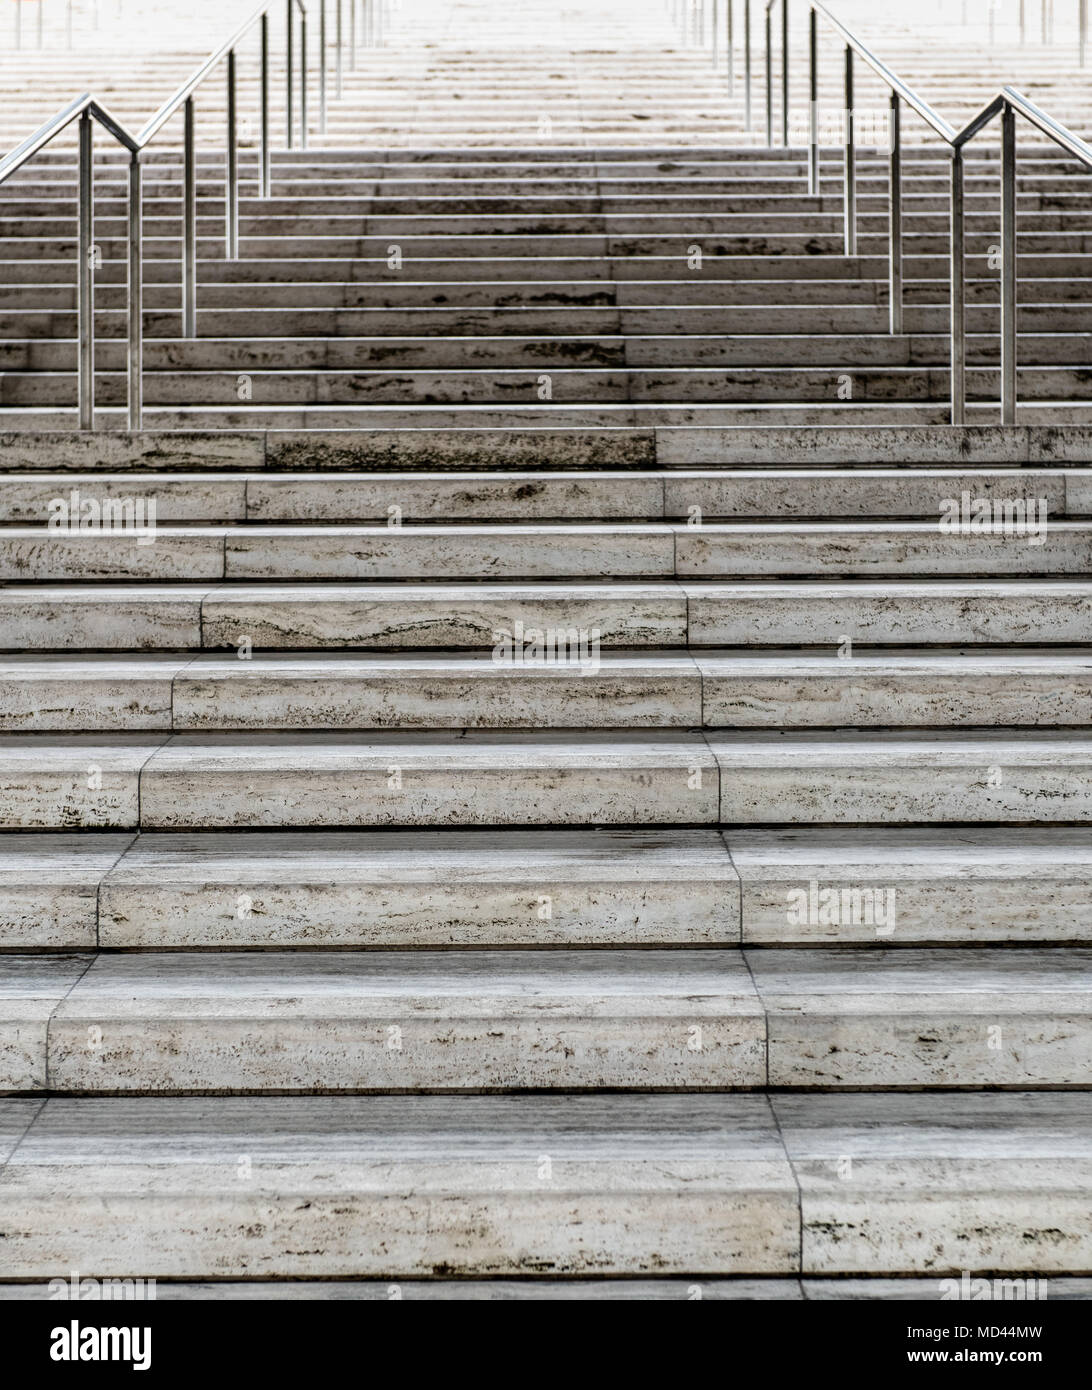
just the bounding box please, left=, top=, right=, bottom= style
left=7, top=580, right=1090, bottom=651
left=23, top=948, right=765, bottom=1093
left=9, top=365, right=1092, bottom=410
left=6, top=521, right=1091, bottom=581
left=0, top=1092, right=1087, bottom=1275
left=3, top=730, right=1091, bottom=830
left=2, top=827, right=1090, bottom=951
left=0, top=467, right=1086, bottom=523
left=3, top=423, right=1090, bottom=473
left=3, top=945, right=1087, bottom=1094
left=2, top=650, right=1092, bottom=733
left=2, top=1275, right=1086, bottom=1298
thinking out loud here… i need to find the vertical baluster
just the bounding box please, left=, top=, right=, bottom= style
left=261, top=13, right=271, bottom=196
left=1000, top=103, right=1017, bottom=424
left=781, top=0, right=789, bottom=147
left=78, top=112, right=94, bottom=429
left=843, top=45, right=856, bottom=254
left=287, top=0, right=295, bottom=147
left=183, top=96, right=196, bottom=338
left=808, top=6, right=818, bottom=194
left=127, top=151, right=143, bottom=431
left=226, top=49, right=238, bottom=258
left=765, top=4, right=773, bottom=146
left=888, top=91, right=902, bottom=335
left=744, top=0, right=752, bottom=130
left=950, top=146, right=965, bottom=425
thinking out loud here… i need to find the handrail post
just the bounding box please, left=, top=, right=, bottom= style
left=300, top=10, right=308, bottom=149
left=1081, top=0, right=1088, bottom=66
left=260, top=12, right=271, bottom=196
left=950, top=146, right=965, bottom=425
left=127, top=151, right=142, bottom=431
left=727, top=0, right=734, bottom=95
left=808, top=5, right=818, bottom=194
left=1001, top=101, right=1017, bottom=424
left=336, top=0, right=343, bottom=96
left=781, top=0, right=788, bottom=147
left=765, top=5, right=773, bottom=146
left=888, top=90, right=902, bottom=334
left=843, top=44, right=856, bottom=254
left=744, top=0, right=752, bottom=130
left=183, top=96, right=196, bottom=338
left=320, top=0, right=328, bottom=133
left=286, top=0, right=294, bottom=147
left=226, top=48, right=238, bottom=258
left=712, top=0, right=719, bottom=69
left=77, top=111, right=94, bottom=430
left=351, top=0, right=357, bottom=66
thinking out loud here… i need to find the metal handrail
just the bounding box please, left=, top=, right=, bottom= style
left=788, top=1, right=1092, bottom=425
left=0, top=0, right=392, bottom=430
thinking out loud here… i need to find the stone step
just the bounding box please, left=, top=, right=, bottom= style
left=5, top=304, right=1091, bottom=339
left=1, top=423, right=1087, bottom=471
left=0, top=466, right=1087, bottom=521
left=3, top=729, right=1090, bottom=830
left=9, top=364, right=1092, bottom=409
left=5, top=520, right=1090, bottom=581
left=8, top=579, right=1091, bottom=651
left=4, top=334, right=1091, bottom=373
left=22, top=947, right=766, bottom=1093
left=5, top=944, right=1089, bottom=1094
left=0, top=1092, right=1086, bottom=1275
left=2, top=649, right=1091, bottom=733
left=4, top=825, right=1090, bottom=951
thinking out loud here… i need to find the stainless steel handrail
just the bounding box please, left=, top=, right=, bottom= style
left=0, top=0, right=386, bottom=430
left=775, top=1, right=1092, bottom=424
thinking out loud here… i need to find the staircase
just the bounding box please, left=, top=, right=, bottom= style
left=1, top=0, right=1091, bottom=1300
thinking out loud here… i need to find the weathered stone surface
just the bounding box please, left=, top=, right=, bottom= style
left=48, top=950, right=765, bottom=1092
left=727, top=827, right=1092, bottom=944
left=98, top=829, right=738, bottom=947
left=0, top=1095, right=798, bottom=1277
left=774, top=1093, right=1092, bottom=1274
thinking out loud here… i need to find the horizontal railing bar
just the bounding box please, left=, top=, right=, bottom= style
left=809, top=0, right=957, bottom=142
left=137, top=0, right=307, bottom=144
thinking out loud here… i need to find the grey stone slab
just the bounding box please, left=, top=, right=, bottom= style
left=685, top=581, right=1092, bottom=645
left=245, top=471, right=665, bottom=521
left=748, top=947, right=1092, bottom=1087
left=0, top=587, right=207, bottom=650
left=0, top=432, right=263, bottom=472
left=0, top=657, right=189, bottom=733
left=675, top=522, right=1092, bottom=578
left=0, top=1094, right=797, bottom=1277
left=664, top=469, right=1068, bottom=519
left=1065, top=471, right=1092, bottom=515
left=803, top=1276, right=1087, bottom=1300
left=0, top=529, right=226, bottom=582
left=0, top=474, right=247, bottom=523
left=711, top=730, right=1092, bottom=825
left=200, top=583, right=687, bottom=649
left=138, top=731, right=719, bottom=828
left=774, top=1092, right=1092, bottom=1274
left=224, top=525, right=674, bottom=580
left=49, top=949, right=764, bottom=1092
left=98, top=828, right=738, bottom=947
left=655, top=426, right=1031, bottom=466
left=0, top=833, right=134, bottom=949
left=0, top=955, right=93, bottom=1092
left=173, top=653, right=701, bottom=729
left=697, top=651, right=1092, bottom=728
left=0, top=1278, right=808, bottom=1299
left=0, top=736, right=167, bottom=829
left=728, top=827, right=1092, bottom=944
